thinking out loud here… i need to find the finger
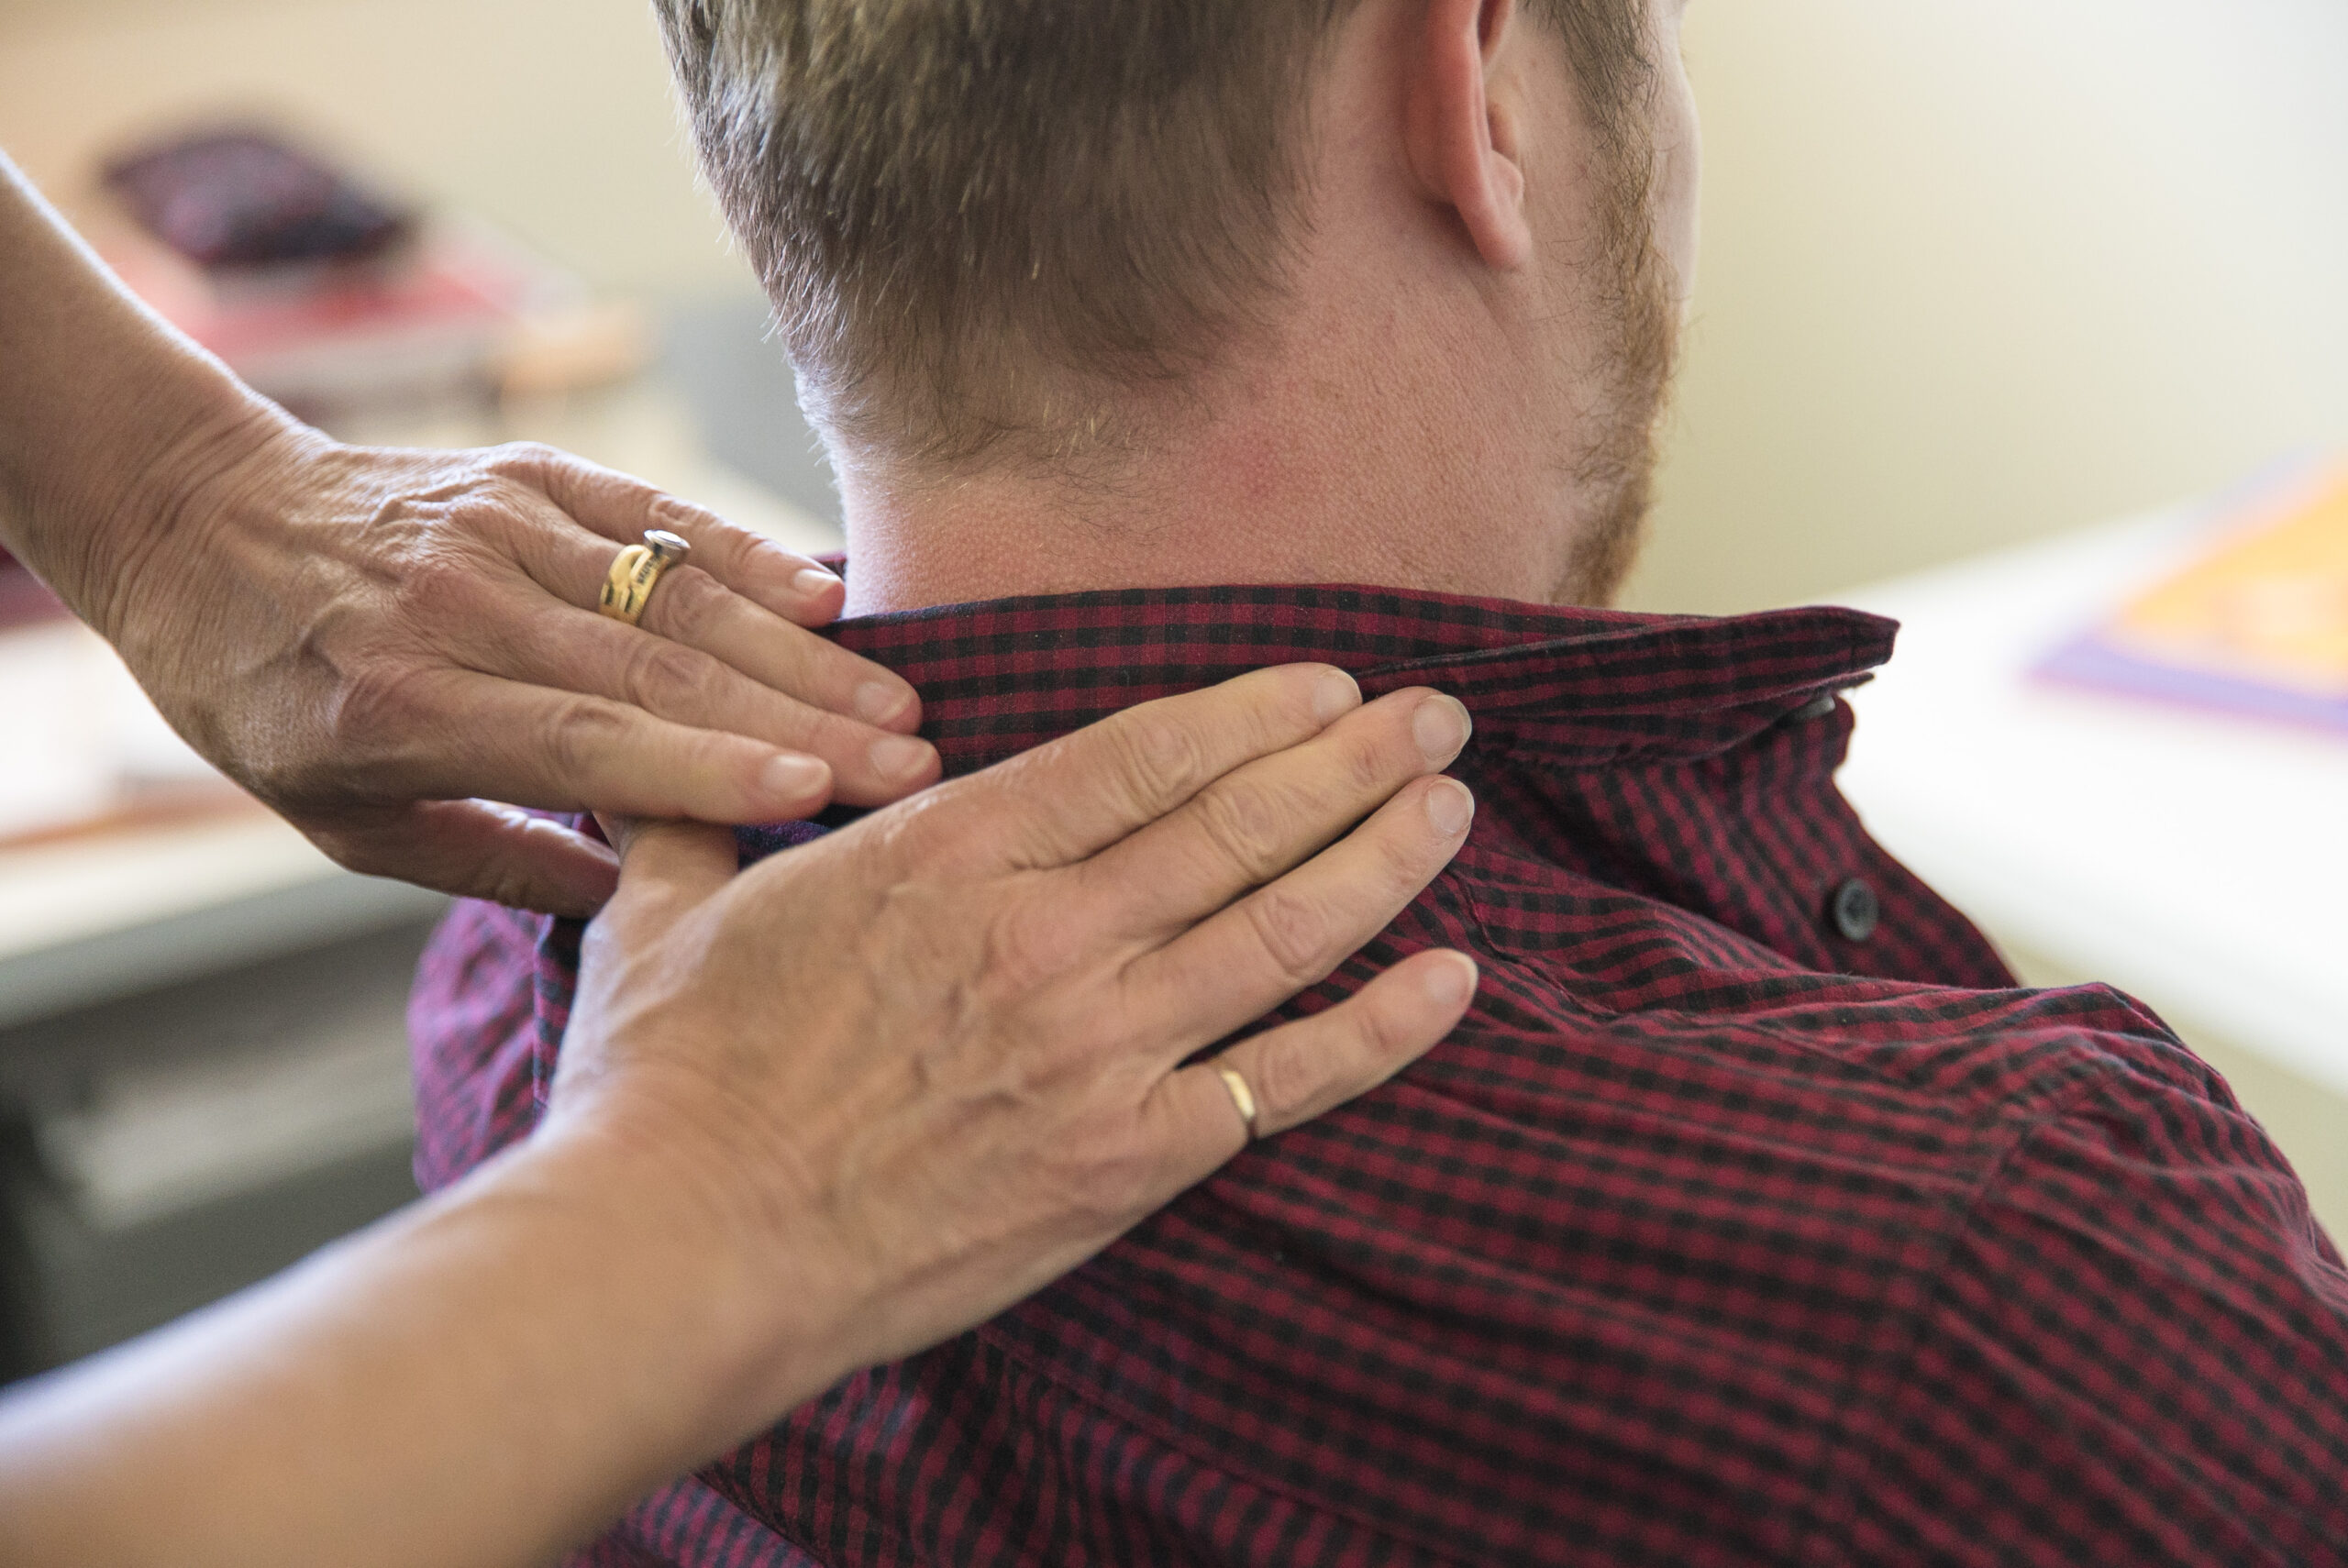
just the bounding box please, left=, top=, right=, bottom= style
left=943, top=664, right=1364, bottom=872
left=602, top=815, right=740, bottom=905
left=1127, top=775, right=1477, bottom=1057
left=302, top=800, right=620, bottom=918
left=360, top=668, right=842, bottom=823
left=1075, top=689, right=1471, bottom=944
left=460, top=595, right=938, bottom=807
left=491, top=443, right=849, bottom=627
left=1145, top=950, right=1479, bottom=1172
left=494, top=497, right=921, bottom=733
left=638, top=568, right=919, bottom=733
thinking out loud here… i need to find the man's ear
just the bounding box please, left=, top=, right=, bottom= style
left=1403, top=0, right=1533, bottom=271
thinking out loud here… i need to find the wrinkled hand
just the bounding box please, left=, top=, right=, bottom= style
left=552, top=664, right=1481, bottom=1398
left=105, top=413, right=939, bottom=916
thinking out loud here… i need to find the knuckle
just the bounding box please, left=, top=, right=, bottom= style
left=488, top=439, right=561, bottom=474
left=976, top=897, right=1084, bottom=999
left=619, top=635, right=717, bottom=717
left=393, top=543, right=492, bottom=620
left=1243, top=885, right=1331, bottom=987
left=1191, top=779, right=1294, bottom=885
left=1337, top=728, right=1395, bottom=795
left=649, top=494, right=725, bottom=547
left=857, top=782, right=959, bottom=868
left=540, top=691, right=632, bottom=780
left=645, top=566, right=724, bottom=642
left=1050, top=1124, right=1163, bottom=1219
left=1244, top=1033, right=1324, bottom=1125
left=1372, top=802, right=1445, bottom=888
left=468, top=855, right=548, bottom=912
left=440, top=486, right=524, bottom=545
left=1103, top=708, right=1211, bottom=811
left=328, top=658, right=438, bottom=754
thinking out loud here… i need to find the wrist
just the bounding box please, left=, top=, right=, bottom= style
left=92, top=390, right=305, bottom=647
left=496, top=1107, right=867, bottom=1452
left=0, top=151, right=303, bottom=634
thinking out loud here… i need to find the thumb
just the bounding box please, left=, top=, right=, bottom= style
left=305, top=800, right=622, bottom=917
left=600, top=813, right=742, bottom=910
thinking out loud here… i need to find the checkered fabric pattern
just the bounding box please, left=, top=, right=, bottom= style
left=408, top=583, right=2348, bottom=1568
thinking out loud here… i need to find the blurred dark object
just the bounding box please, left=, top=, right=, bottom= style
left=0, top=549, right=69, bottom=632
left=102, top=127, right=414, bottom=271
left=91, top=121, right=645, bottom=418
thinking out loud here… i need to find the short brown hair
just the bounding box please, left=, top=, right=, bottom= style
left=655, top=0, right=1653, bottom=473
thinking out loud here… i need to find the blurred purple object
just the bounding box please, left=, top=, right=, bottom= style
left=0, top=548, right=68, bottom=630
left=103, top=128, right=414, bottom=270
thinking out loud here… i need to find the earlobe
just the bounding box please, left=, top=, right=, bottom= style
left=1401, top=0, right=1534, bottom=272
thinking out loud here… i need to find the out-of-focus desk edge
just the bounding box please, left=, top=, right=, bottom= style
left=0, top=812, right=448, bottom=1033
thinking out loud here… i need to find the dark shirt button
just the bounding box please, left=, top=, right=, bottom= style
left=1789, top=692, right=1839, bottom=723
left=1831, top=878, right=1880, bottom=943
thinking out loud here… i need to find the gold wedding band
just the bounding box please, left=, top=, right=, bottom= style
left=1215, top=1064, right=1260, bottom=1142
left=598, top=529, right=692, bottom=626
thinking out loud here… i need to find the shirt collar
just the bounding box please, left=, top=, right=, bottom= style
left=824, top=581, right=1896, bottom=773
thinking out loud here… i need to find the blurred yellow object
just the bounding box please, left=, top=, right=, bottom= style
left=2037, top=461, right=2348, bottom=735
left=2110, top=467, right=2348, bottom=699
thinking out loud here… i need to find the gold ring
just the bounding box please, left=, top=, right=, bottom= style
left=1214, top=1064, right=1259, bottom=1142
left=598, top=529, right=692, bottom=626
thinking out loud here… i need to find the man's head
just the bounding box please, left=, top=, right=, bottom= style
left=657, top=0, right=1700, bottom=609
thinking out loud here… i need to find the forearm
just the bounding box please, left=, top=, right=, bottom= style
left=0, top=149, right=289, bottom=637
left=0, top=1130, right=840, bottom=1568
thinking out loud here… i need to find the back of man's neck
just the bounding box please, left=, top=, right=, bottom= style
left=834, top=422, right=1586, bottom=617
left=827, top=242, right=1636, bottom=615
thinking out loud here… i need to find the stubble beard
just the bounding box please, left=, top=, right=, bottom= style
left=1550, top=169, right=1681, bottom=609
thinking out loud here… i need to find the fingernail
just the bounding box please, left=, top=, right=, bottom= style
left=855, top=680, right=912, bottom=724
left=1423, top=954, right=1478, bottom=1010
left=869, top=734, right=936, bottom=783
left=1424, top=778, right=1475, bottom=836
left=1312, top=669, right=1361, bottom=725
left=760, top=753, right=828, bottom=804
left=792, top=566, right=841, bottom=598
left=1412, top=694, right=1473, bottom=762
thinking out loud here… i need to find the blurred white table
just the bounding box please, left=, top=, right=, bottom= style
left=1835, top=502, right=2348, bottom=1098
left=0, top=812, right=447, bottom=1032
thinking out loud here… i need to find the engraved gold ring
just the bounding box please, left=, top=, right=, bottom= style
left=597, top=528, right=692, bottom=626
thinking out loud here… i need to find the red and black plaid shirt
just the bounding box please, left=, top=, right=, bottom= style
left=410, top=584, right=2348, bottom=1568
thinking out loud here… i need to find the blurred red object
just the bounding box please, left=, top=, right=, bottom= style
left=101, top=220, right=569, bottom=414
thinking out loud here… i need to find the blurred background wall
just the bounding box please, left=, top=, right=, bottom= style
left=1629, top=0, right=2348, bottom=612
left=6, top=0, right=2347, bottom=609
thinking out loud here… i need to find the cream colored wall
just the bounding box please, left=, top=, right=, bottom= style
left=1627, top=0, right=2348, bottom=612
